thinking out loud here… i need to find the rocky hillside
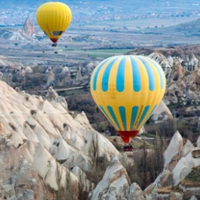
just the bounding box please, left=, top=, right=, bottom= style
left=144, top=18, right=200, bottom=37
left=0, top=17, right=46, bottom=48
left=0, top=28, right=35, bottom=42
left=0, top=80, right=120, bottom=199
left=0, top=80, right=200, bottom=200
left=89, top=131, right=200, bottom=200
left=0, top=16, right=39, bottom=43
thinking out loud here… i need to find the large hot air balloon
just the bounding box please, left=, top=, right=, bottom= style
left=90, top=55, right=166, bottom=143
left=36, top=2, right=72, bottom=46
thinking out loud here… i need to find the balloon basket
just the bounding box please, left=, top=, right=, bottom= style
left=123, top=144, right=133, bottom=152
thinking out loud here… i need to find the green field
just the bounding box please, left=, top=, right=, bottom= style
left=78, top=49, right=130, bottom=58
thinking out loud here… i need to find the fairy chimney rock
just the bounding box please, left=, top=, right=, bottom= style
left=23, top=17, right=37, bottom=36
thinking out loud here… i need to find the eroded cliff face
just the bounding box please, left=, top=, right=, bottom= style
left=0, top=80, right=120, bottom=199
left=89, top=132, right=200, bottom=200
left=149, top=132, right=200, bottom=200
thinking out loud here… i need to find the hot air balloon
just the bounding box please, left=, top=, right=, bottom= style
left=90, top=55, right=166, bottom=143
left=36, top=2, right=72, bottom=46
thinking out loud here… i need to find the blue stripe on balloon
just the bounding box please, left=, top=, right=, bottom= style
left=146, top=58, right=165, bottom=89
left=119, top=106, right=127, bottom=130
left=99, top=105, right=112, bottom=123
left=149, top=105, right=157, bottom=116
left=147, top=105, right=157, bottom=121
left=116, top=57, right=126, bottom=92
left=138, top=105, right=157, bottom=129
left=130, top=106, right=139, bottom=130
left=138, top=57, right=155, bottom=91
left=92, top=58, right=110, bottom=91
left=107, top=106, right=121, bottom=130
left=136, top=105, right=150, bottom=129
left=130, top=56, right=141, bottom=92
left=102, top=57, right=119, bottom=92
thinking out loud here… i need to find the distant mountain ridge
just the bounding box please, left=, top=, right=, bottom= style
left=1, top=0, right=200, bottom=27
left=1, top=0, right=199, bottom=9
left=142, top=18, right=200, bottom=36
left=166, top=18, right=200, bottom=36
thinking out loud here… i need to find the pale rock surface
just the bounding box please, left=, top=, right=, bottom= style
left=89, top=157, right=130, bottom=200
left=182, top=140, right=194, bottom=157
left=143, top=183, right=157, bottom=200
left=154, top=169, right=173, bottom=187
left=61, top=66, right=70, bottom=74
left=23, top=17, right=37, bottom=36
left=51, top=96, right=68, bottom=111
left=169, top=192, right=183, bottom=200
left=46, top=68, right=55, bottom=87
left=189, top=54, right=199, bottom=71
left=25, top=66, right=33, bottom=74
left=137, top=126, right=146, bottom=135
left=172, top=148, right=200, bottom=186
left=71, top=166, right=94, bottom=191
left=0, top=80, right=120, bottom=199
left=172, top=59, right=184, bottom=81
left=46, top=86, right=58, bottom=101
left=0, top=71, right=3, bottom=80
left=128, top=182, right=145, bottom=200
left=164, top=131, right=183, bottom=170
left=19, top=141, right=78, bottom=191
left=197, top=136, right=200, bottom=148
left=190, top=195, right=198, bottom=200
left=151, top=100, right=173, bottom=122
left=148, top=52, right=172, bottom=76
left=0, top=138, right=59, bottom=200
left=86, top=62, right=94, bottom=69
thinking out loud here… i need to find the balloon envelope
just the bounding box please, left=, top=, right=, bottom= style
left=90, top=55, right=166, bottom=143
left=36, top=2, right=72, bottom=44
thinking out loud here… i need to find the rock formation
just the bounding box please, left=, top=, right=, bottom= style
left=76, top=65, right=82, bottom=80
left=89, top=157, right=130, bottom=200
left=61, top=66, right=70, bottom=76
left=0, top=71, right=3, bottom=80
left=148, top=52, right=172, bottom=77
left=0, top=80, right=120, bottom=199
left=171, top=58, right=185, bottom=81
left=46, top=86, right=58, bottom=101
left=164, top=131, right=183, bottom=171
left=23, top=17, right=37, bottom=36
left=128, top=183, right=145, bottom=200
left=46, top=67, right=55, bottom=88
left=151, top=100, right=173, bottom=123
left=25, top=66, right=33, bottom=75
left=143, top=132, right=200, bottom=200
left=90, top=129, right=200, bottom=200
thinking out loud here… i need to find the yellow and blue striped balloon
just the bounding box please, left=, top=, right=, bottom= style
left=90, top=55, right=166, bottom=143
